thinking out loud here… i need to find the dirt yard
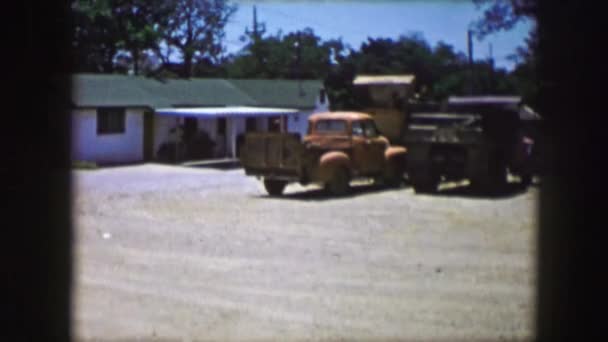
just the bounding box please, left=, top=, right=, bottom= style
left=72, top=163, right=538, bottom=341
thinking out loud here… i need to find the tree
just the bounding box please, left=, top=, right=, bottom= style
left=71, top=0, right=170, bottom=75
left=472, top=0, right=538, bottom=106
left=472, top=0, right=537, bottom=38
left=225, top=27, right=342, bottom=80
left=163, top=0, right=237, bottom=78
left=71, top=0, right=121, bottom=72
left=112, top=0, right=171, bottom=75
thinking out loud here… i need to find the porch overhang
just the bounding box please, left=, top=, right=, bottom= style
left=155, top=106, right=299, bottom=117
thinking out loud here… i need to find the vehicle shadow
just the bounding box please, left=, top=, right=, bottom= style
left=187, top=160, right=242, bottom=170
left=431, top=181, right=532, bottom=199
left=257, top=182, right=411, bottom=201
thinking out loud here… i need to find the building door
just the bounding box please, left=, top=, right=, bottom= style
left=143, top=110, right=154, bottom=160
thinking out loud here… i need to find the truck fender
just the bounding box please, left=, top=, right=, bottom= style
left=385, top=146, right=407, bottom=160
left=318, top=151, right=351, bottom=182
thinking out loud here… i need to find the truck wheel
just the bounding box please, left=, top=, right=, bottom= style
left=383, top=161, right=404, bottom=187
left=263, top=179, right=287, bottom=196
left=471, top=158, right=507, bottom=194
left=410, top=172, right=438, bottom=194
left=326, top=167, right=350, bottom=196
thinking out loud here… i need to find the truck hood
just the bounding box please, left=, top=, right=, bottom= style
left=303, top=135, right=352, bottom=150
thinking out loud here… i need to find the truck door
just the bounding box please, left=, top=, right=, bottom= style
left=363, top=119, right=387, bottom=173
left=351, top=120, right=385, bottom=175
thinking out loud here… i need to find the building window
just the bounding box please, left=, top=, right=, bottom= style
left=97, top=108, right=126, bottom=134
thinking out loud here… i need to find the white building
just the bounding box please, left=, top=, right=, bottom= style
left=64, top=74, right=329, bottom=164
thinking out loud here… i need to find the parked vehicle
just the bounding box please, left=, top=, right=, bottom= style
left=239, top=112, right=407, bottom=196
left=403, top=96, right=536, bottom=193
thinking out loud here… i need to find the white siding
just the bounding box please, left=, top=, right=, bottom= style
left=71, top=108, right=144, bottom=164
left=286, top=111, right=309, bottom=138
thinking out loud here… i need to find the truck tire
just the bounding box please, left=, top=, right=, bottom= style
left=470, top=156, right=507, bottom=194
left=325, top=167, right=350, bottom=196
left=263, top=179, right=287, bottom=196
left=383, top=160, right=404, bottom=187
left=411, top=175, right=438, bottom=194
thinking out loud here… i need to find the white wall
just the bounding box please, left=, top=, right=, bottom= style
left=286, top=111, right=310, bottom=138
left=71, top=108, right=144, bottom=164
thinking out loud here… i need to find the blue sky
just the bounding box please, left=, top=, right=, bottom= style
left=224, top=0, right=534, bottom=71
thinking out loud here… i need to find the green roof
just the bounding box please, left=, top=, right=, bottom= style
left=68, top=74, right=159, bottom=108
left=61, top=74, right=323, bottom=110
left=139, top=78, right=258, bottom=108
left=229, top=79, right=323, bottom=109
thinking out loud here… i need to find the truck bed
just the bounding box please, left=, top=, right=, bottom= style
left=240, top=132, right=304, bottom=180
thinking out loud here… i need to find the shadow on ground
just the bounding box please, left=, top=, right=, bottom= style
left=432, top=181, right=537, bottom=199
left=186, top=160, right=242, bottom=170
left=255, top=182, right=409, bottom=202
left=255, top=179, right=538, bottom=201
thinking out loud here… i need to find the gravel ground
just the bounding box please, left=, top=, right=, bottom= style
left=72, top=163, right=538, bottom=341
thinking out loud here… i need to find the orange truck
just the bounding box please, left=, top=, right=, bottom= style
left=239, top=111, right=407, bottom=196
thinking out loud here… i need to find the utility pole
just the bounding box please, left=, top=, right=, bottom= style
left=253, top=5, right=259, bottom=42
left=489, top=43, right=494, bottom=69
left=488, top=43, right=494, bottom=92
left=468, top=29, right=474, bottom=95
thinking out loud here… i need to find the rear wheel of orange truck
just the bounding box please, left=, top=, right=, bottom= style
left=263, top=179, right=287, bottom=196
left=325, top=167, right=350, bottom=196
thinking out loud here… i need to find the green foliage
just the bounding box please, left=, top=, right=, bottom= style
left=471, top=0, right=538, bottom=107
left=163, top=0, right=237, bottom=77
left=72, top=160, right=98, bottom=169
left=472, top=0, right=537, bottom=38
left=69, top=1, right=536, bottom=109
left=71, top=0, right=237, bottom=76
left=225, top=28, right=340, bottom=80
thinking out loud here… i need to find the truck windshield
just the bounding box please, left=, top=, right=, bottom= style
left=315, top=120, right=347, bottom=134
left=362, top=120, right=380, bottom=138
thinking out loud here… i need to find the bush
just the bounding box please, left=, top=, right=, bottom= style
left=156, top=141, right=186, bottom=162
left=156, top=130, right=217, bottom=162
left=72, top=160, right=98, bottom=169
left=186, top=131, right=216, bottom=159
